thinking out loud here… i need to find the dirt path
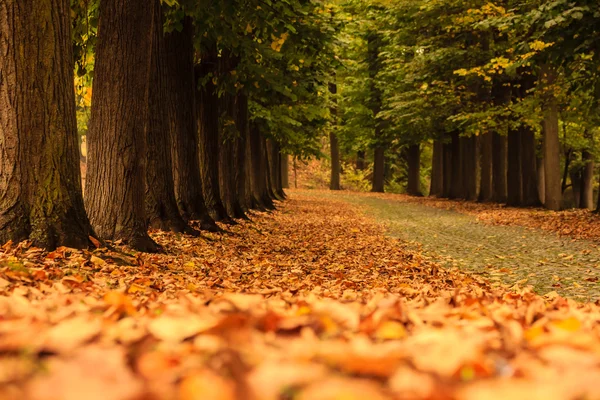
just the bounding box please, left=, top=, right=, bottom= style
left=298, top=190, right=600, bottom=301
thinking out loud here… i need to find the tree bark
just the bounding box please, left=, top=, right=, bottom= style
left=0, top=0, right=95, bottom=249
left=442, top=139, right=453, bottom=198
left=356, top=151, right=366, bottom=171
left=145, top=1, right=189, bottom=234
left=407, top=144, right=422, bottom=196
left=235, top=93, right=250, bottom=211
left=196, top=45, right=230, bottom=222
left=479, top=132, right=493, bottom=202
left=281, top=154, right=290, bottom=189
left=85, top=0, right=159, bottom=251
left=491, top=132, right=507, bottom=203
left=329, top=83, right=341, bottom=190
left=264, top=137, right=279, bottom=201
left=463, top=135, right=478, bottom=201
left=537, top=154, right=546, bottom=205
left=570, top=169, right=582, bottom=208
left=430, top=140, right=444, bottom=197
left=449, top=132, right=464, bottom=199
left=249, top=124, right=275, bottom=209
left=541, top=65, right=562, bottom=211
left=581, top=148, right=594, bottom=209
left=506, top=129, right=523, bottom=206
left=164, top=17, right=217, bottom=231
left=520, top=127, right=541, bottom=207
left=372, top=147, right=385, bottom=192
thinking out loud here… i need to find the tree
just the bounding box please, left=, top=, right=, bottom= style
left=85, top=0, right=159, bottom=251
left=0, top=0, right=94, bottom=249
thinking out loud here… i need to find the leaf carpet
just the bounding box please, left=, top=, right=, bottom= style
left=1, top=192, right=600, bottom=400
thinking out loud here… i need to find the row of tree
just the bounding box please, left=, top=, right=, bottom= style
left=328, top=0, right=600, bottom=211
left=0, top=0, right=335, bottom=251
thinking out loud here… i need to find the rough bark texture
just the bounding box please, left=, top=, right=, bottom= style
left=0, top=0, right=94, bottom=249
left=479, top=132, right=493, bottom=202
left=581, top=149, right=594, bottom=209
left=430, top=141, right=444, bottom=197
left=164, top=18, right=217, bottom=231
left=234, top=93, right=249, bottom=211
left=449, top=132, right=464, bottom=199
left=264, top=137, right=278, bottom=201
left=462, top=136, right=478, bottom=201
left=268, top=141, right=286, bottom=200
left=329, top=83, right=341, bottom=191
left=196, top=46, right=230, bottom=221
left=541, top=65, right=562, bottom=211
left=281, top=154, right=290, bottom=189
left=442, top=140, right=453, bottom=199
left=520, top=127, right=541, bottom=207
left=85, top=0, right=158, bottom=251
left=372, top=147, right=386, bottom=193
left=218, top=91, right=245, bottom=220
left=407, top=144, right=422, bottom=196
left=249, top=124, right=275, bottom=209
left=491, top=132, right=508, bottom=203
left=506, top=129, right=523, bottom=206
left=145, top=1, right=188, bottom=234
left=537, top=154, right=546, bottom=205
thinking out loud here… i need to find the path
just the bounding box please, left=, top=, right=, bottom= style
left=299, top=190, right=600, bottom=301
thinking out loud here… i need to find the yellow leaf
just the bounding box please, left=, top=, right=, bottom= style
left=551, top=317, right=581, bottom=332
left=374, top=320, right=406, bottom=340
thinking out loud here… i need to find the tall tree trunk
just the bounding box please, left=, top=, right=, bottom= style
left=449, top=132, right=464, bottom=199
left=263, top=137, right=278, bottom=201
left=463, top=135, right=478, bottom=201
left=235, top=93, right=249, bottom=211
left=196, top=45, right=230, bottom=222
left=272, top=142, right=286, bottom=199
left=164, top=17, right=217, bottom=232
left=145, top=1, right=188, bottom=234
left=479, top=132, right=493, bottom=202
left=267, top=140, right=284, bottom=201
left=491, top=132, right=507, bottom=203
left=219, top=92, right=246, bottom=220
left=281, top=154, right=290, bottom=189
left=570, top=169, right=582, bottom=208
left=541, top=65, right=562, bottom=211
left=356, top=151, right=366, bottom=171
left=506, top=129, right=523, bottom=206
left=249, top=124, right=275, bottom=209
left=520, top=127, right=541, bottom=207
left=329, top=83, right=341, bottom=190
left=372, top=147, right=385, bottom=192
left=581, top=148, right=594, bottom=209
left=407, top=144, right=422, bottom=196
left=442, top=140, right=453, bottom=198
left=85, top=0, right=159, bottom=251
left=537, top=154, right=546, bottom=205
left=430, top=140, right=444, bottom=197
left=0, top=0, right=94, bottom=249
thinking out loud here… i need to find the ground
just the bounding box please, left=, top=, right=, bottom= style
left=1, top=190, right=600, bottom=400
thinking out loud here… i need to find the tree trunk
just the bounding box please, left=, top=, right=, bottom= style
left=145, top=1, right=189, bottom=234
left=0, top=0, right=94, bottom=249
left=520, top=127, right=541, bottom=207
left=330, top=133, right=341, bottom=191
left=249, top=124, right=275, bottom=209
left=219, top=92, right=246, bottom=220
left=442, top=139, right=453, bottom=198
left=85, top=0, right=159, bottom=251
left=235, top=93, right=250, bottom=211
left=570, top=169, right=582, bottom=209
left=356, top=151, right=366, bottom=171
left=430, top=140, right=444, bottom=197
left=372, top=147, right=385, bottom=192
left=537, top=154, right=546, bottom=205
left=281, top=154, right=290, bottom=189
left=407, top=144, right=422, bottom=196
left=164, top=17, right=217, bottom=232
left=541, top=65, right=562, bottom=211
left=581, top=149, right=594, bottom=209
left=506, top=129, right=523, bottom=206
left=491, top=132, right=507, bottom=203
left=267, top=140, right=285, bottom=201
left=449, top=132, right=464, bottom=199
left=196, top=45, right=230, bottom=222
left=479, top=132, right=493, bottom=202
left=463, top=135, right=478, bottom=201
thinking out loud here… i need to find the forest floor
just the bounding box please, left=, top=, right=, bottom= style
left=312, top=190, right=600, bottom=301
left=2, top=190, right=600, bottom=399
